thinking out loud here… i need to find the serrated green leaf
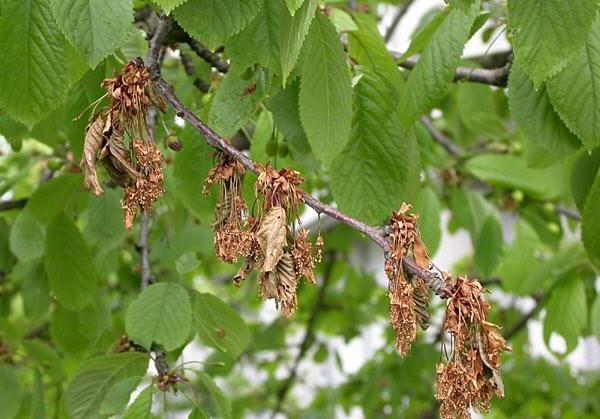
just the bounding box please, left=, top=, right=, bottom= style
left=154, top=0, right=188, bottom=14
left=45, top=214, right=98, bottom=310
left=0, top=365, right=21, bottom=419
left=193, top=292, right=250, bottom=358
left=591, top=295, right=600, bottom=343
left=50, top=301, right=107, bottom=356
left=14, top=259, right=51, bottom=320
left=82, top=188, right=126, bottom=252
left=543, top=274, right=587, bottom=352
left=27, top=174, right=87, bottom=224
left=100, top=376, right=141, bottom=417
left=474, top=215, right=503, bottom=277
left=329, top=8, right=357, bottom=33
left=123, top=385, right=153, bottom=419
left=398, top=1, right=479, bottom=129
left=547, top=16, right=600, bottom=148
left=64, top=353, right=148, bottom=419
left=463, top=154, right=567, bottom=200
left=508, top=0, right=598, bottom=87
left=125, top=282, right=192, bottom=351
left=496, top=220, right=540, bottom=294
left=9, top=209, right=46, bottom=261
left=50, top=0, right=133, bottom=67
left=414, top=187, right=441, bottom=255
left=456, top=83, right=505, bottom=140
left=299, top=13, right=352, bottom=168
left=398, top=9, right=447, bottom=62
left=280, top=0, right=317, bottom=84
left=174, top=0, right=262, bottom=49
left=0, top=0, right=71, bottom=126
left=189, top=408, right=210, bottom=419
left=570, top=148, right=600, bottom=211
left=582, top=162, right=600, bottom=269
left=195, top=372, right=232, bottom=419
left=330, top=71, right=419, bottom=225
left=209, top=67, right=266, bottom=137
left=508, top=64, right=581, bottom=158
left=285, top=0, right=304, bottom=15
left=227, top=0, right=280, bottom=73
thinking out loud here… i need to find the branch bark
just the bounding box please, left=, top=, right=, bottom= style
left=420, top=116, right=463, bottom=156
left=0, top=198, right=27, bottom=212
left=384, top=0, right=415, bottom=42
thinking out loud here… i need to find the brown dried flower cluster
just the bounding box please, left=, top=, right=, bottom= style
left=80, top=58, right=166, bottom=229
left=204, top=162, right=321, bottom=316
left=436, top=276, right=511, bottom=419
left=385, top=203, right=431, bottom=356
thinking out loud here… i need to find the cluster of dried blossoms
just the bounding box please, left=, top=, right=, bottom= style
left=384, top=203, right=431, bottom=356
left=435, top=276, right=511, bottom=419
left=80, top=58, right=166, bottom=229
left=204, top=161, right=322, bottom=316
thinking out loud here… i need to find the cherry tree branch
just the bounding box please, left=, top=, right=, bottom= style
left=384, top=0, right=415, bottom=42
left=0, top=198, right=27, bottom=211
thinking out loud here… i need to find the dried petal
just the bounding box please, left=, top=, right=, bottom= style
left=291, top=229, right=316, bottom=284
left=81, top=113, right=107, bottom=195
left=413, top=237, right=430, bottom=269
left=256, top=206, right=287, bottom=272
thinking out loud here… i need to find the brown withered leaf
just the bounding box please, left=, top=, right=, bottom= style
left=413, top=237, right=430, bottom=268
left=256, top=206, right=287, bottom=272
left=412, top=277, right=430, bottom=330
left=259, top=252, right=298, bottom=317
left=81, top=113, right=107, bottom=195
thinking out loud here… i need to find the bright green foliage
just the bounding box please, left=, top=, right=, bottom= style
left=299, top=13, right=352, bottom=168
left=592, top=295, right=600, bottom=342
left=508, top=64, right=581, bottom=157
left=174, top=0, right=263, bottom=49
left=543, top=275, right=588, bottom=352
left=0, top=0, right=70, bottom=126
left=285, top=0, right=304, bottom=15
left=50, top=0, right=133, bottom=67
left=0, top=366, right=21, bottom=419
left=9, top=210, right=46, bottom=261
left=474, top=215, right=503, bottom=277
left=122, top=385, right=153, bottom=419
left=582, top=163, right=600, bottom=269
left=50, top=302, right=107, bottom=356
left=196, top=371, right=232, bottom=418
left=27, top=174, right=87, bottom=224
left=100, top=377, right=141, bottom=417
left=414, top=187, right=442, bottom=255
left=279, top=0, right=318, bottom=84
left=547, top=16, right=600, bottom=148
left=508, top=0, right=598, bottom=87
left=44, top=214, right=98, bottom=310
left=496, top=220, right=540, bottom=295
left=64, top=353, right=148, bottom=419
left=193, top=292, right=250, bottom=358
left=125, top=282, right=192, bottom=350
left=154, top=0, right=189, bottom=14
left=31, top=369, right=46, bottom=419
left=398, top=1, right=479, bottom=129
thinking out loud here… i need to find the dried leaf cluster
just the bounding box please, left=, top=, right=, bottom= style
left=204, top=162, right=321, bottom=317
left=435, top=276, right=511, bottom=419
left=384, top=203, right=431, bottom=356
left=80, top=58, right=165, bottom=229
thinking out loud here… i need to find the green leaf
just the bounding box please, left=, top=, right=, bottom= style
left=508, top=0, right=598, bottom=87
left=195, top=371, right=232, bottom=419
left=398, top=1, right=480, bottom=129
left=23, top=340, right=65, bottom=382
left=547, top=16, right=600, bottom=148
left=27, top=174, right=87, bottom=224
left=448, top=0, right=475, bottom=12
left=414, top=187, right=442, bottom=255
left=299, top=13, right=352, bottom=168
left=448, top=188, right=491, bottom=239
left=20, top=260, right=51, bottom=320
left=50, top=301, right=107, bottom=356
left=31, top=368, right=46, bottom=419
left=174, top=0, right=262, bottom=49
left=82, top=188, right=126, bottom=252
left=208, top=67, right=266, bottom=137
left=9, top=209, right=46, bottom=261
left=456, top=83, right=506, bottom=140
left=508, top=64, right=581, bottom=157
left=329, top=8, right=357, bottom=33
left=100, top=377, right=141, bottom=417
left=0, top=0, right=71, bottom=126
left=64, top=353, right=148, bottom=419
left=463, top=154, right=567, bottom=200
left=330, top=71, right=419, bottom=224
left=582, top=163, right=600, bottom=269
left=591, top=295, right=600, bottom=343
left=398, top=9, right=447, bottom=61
left=154, top=0, right=188, bottom=14
left=189, top=408, right=210, bottom=419
left=193, top=292, right=250, bottom=358
left=473, top=215, right=503, bottom=277
left=280, top=0, right=318, bottom=84
left=50, top=0, right=133, bottom=67
left=0, top=365, right=21, bottom=419
left=285, top=0, right=304, bottom=15
left=543, top=275, right=588, bottom=352
left=125, top=282, right=192, bottom=351
left=250, top=109, right=274, bottom=164
left=570, top=148, right=600, bottom=211
left=227, top=0, right=280, bottom=73
left=496, top=220, right=540, bottom=294
left=45, top=214, right=98, bottom=310
left=122, top=385, right=153, bottom=419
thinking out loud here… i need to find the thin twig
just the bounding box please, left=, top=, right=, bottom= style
left=504, top=294, right=543, bottom=341
left=179, top=52, right=211, bottom=93
left=420, top=116, right=463, bottom=156
left=397, top=55, right=511, bottom=87
left=384, top=0, right=415, bottom=42
left=0, top=198, right=27, bottom=211
left=271, top=252, right=337, bottom=418
left=187, top=38, right=230, bottom=73
left=554, top=205, right=581, bottom=221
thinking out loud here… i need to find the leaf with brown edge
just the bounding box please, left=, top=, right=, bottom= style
left=257, top=206, right=287, bottom=272
left=81, top=113, right=107, bottom=196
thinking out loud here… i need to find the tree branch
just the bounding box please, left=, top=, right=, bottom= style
left=187, top=38, right=230, bottom=73
left=397, top=55, right=511, bottom=87
left=0, top=198, right=27, bottom=212
left=384, top=0, right=415, bottom=42
left=420, top=116, right=463, bottom=156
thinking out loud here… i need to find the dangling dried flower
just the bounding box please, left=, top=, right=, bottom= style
left=255, top=163, right=303, bottom=214
left=389, top=274, right=416, bottom=356
left=291, top=229, right=316, bottom=284
left=315, top=232, right=324, bottom=263
left=81, top=112, right=108, bottom=195
left=259, top=252, right=298, bottom=317
left=435, top=276, right=511, bottom=419
left=256, top=206, right=287, bottom=272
